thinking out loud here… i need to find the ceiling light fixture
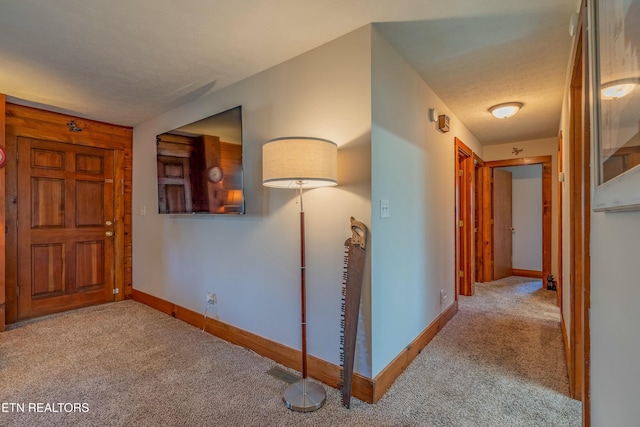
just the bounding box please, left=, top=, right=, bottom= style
left=489, top=102, right=523, bottom=119
left=601, top=78, right=639, bottom=100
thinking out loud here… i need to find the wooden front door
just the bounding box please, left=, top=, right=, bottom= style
left=492, top=169, right=513, bottom=279
left=17, top=137, right=115, bottom=320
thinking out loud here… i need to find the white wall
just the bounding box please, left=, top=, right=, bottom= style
left=590, top=211, right=640, bottom=426
left=133, top=22, right=492, bottom=383
left=133, top=26, right=374, bottom=376
left=370, top=27, right=482, bottom=376
left=483, top=137, right=559, bottom=279
left=498, top=165, right=543, bottom=271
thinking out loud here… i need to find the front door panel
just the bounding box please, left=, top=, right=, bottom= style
left=17, top=138, right=115, bottom=320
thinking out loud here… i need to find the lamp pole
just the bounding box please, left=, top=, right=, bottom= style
left=298, top=181, right=308, bottom=380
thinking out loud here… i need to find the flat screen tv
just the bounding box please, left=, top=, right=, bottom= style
left=156, top=106, right=244, bottom=214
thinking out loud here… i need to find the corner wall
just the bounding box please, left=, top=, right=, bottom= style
left=370, top=27, right=481, bottom=376
left=132, top=26, right=373, bottom=376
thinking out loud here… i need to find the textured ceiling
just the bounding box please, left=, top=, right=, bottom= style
left=0, top=0, right=578, bottom=144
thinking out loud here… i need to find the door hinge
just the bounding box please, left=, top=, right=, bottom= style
left=16, top=219, right=19, bottom=228
left=113, top=288, right=119, bottom=295
left=459, top=270, right=465, bottom=277
left=458, top=220, right=464, bottom=227
left=16, top=151, right=19, bottom=160
left=458, top=170, right=463, bottom=176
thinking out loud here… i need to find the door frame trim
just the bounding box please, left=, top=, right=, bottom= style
left=557, top=130, right=564, bottom=308
left=454, top=137, right=474, bottom=296
left=3, top=103, right=131, bottom=324
left=567, top=5, right=591, bottom=420
left=483, top=156, right=553, bottom=284
left=473, top=154, right=485, bottom=283
left=0, top=95, right=5, bottom=332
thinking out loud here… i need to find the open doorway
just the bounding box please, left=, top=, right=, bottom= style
left=495, top=164, right=543, bottom=278
left=482, top=157, right=552, bottom=286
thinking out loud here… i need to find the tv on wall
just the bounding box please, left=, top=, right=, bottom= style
left=156, top=106, right=244, bottom=214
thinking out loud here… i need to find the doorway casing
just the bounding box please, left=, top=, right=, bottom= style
left=454, top=137, right=475, bottom=296
left=482, top=156, right=553, bottom=285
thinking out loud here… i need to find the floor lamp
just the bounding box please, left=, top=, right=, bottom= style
left=262, top=137, right=338, bottom=412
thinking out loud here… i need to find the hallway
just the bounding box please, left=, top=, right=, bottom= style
left=374, top=275, right=582, bottom=426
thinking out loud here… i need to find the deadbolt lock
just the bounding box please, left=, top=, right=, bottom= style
left=105, top=220, right=113, bottom=226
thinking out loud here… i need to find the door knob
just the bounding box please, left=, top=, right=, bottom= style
left=105, top=220, right=113, bottom=226
left=105, top=231, right=114, bottom=237
left=510, top=227, right=515, bottom=231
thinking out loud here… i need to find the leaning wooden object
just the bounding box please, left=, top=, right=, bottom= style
left=339, top=216, right=367, bottom=408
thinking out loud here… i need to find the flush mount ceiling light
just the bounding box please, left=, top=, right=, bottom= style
left=489, top=102, right=523, bottom=119
left=601, top=78, right=639, bottom=100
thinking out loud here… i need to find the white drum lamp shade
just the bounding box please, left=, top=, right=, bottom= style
left=263, top=137, right=337, bottom=188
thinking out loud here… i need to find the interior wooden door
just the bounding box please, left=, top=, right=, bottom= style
left=457, top=153, right=467, bottom=295
left=17, top=137, right=115, bottom=320
left=492, top=169, right=513, bottom=279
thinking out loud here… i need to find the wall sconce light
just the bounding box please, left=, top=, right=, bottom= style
left=437, top=114, right=450, bottom=133
left=489, top=102, right=523, bottom=119
left=601, top=78, right=639, bottom=100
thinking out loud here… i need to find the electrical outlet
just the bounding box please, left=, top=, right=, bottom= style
left=206, top=292, right=217, bottom=305
left=440, top=289, right=446, bottom=305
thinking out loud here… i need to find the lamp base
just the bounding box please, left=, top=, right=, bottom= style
left=283, top=378, right=326, bottom=412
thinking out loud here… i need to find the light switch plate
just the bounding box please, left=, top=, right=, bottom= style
left=380, top=199, right=390, bottom=218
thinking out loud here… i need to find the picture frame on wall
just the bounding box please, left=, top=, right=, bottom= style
left=589, top=0, right=640, bottom=211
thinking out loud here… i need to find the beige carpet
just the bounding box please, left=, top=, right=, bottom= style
left=0, top=277, right=581, bottom=426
